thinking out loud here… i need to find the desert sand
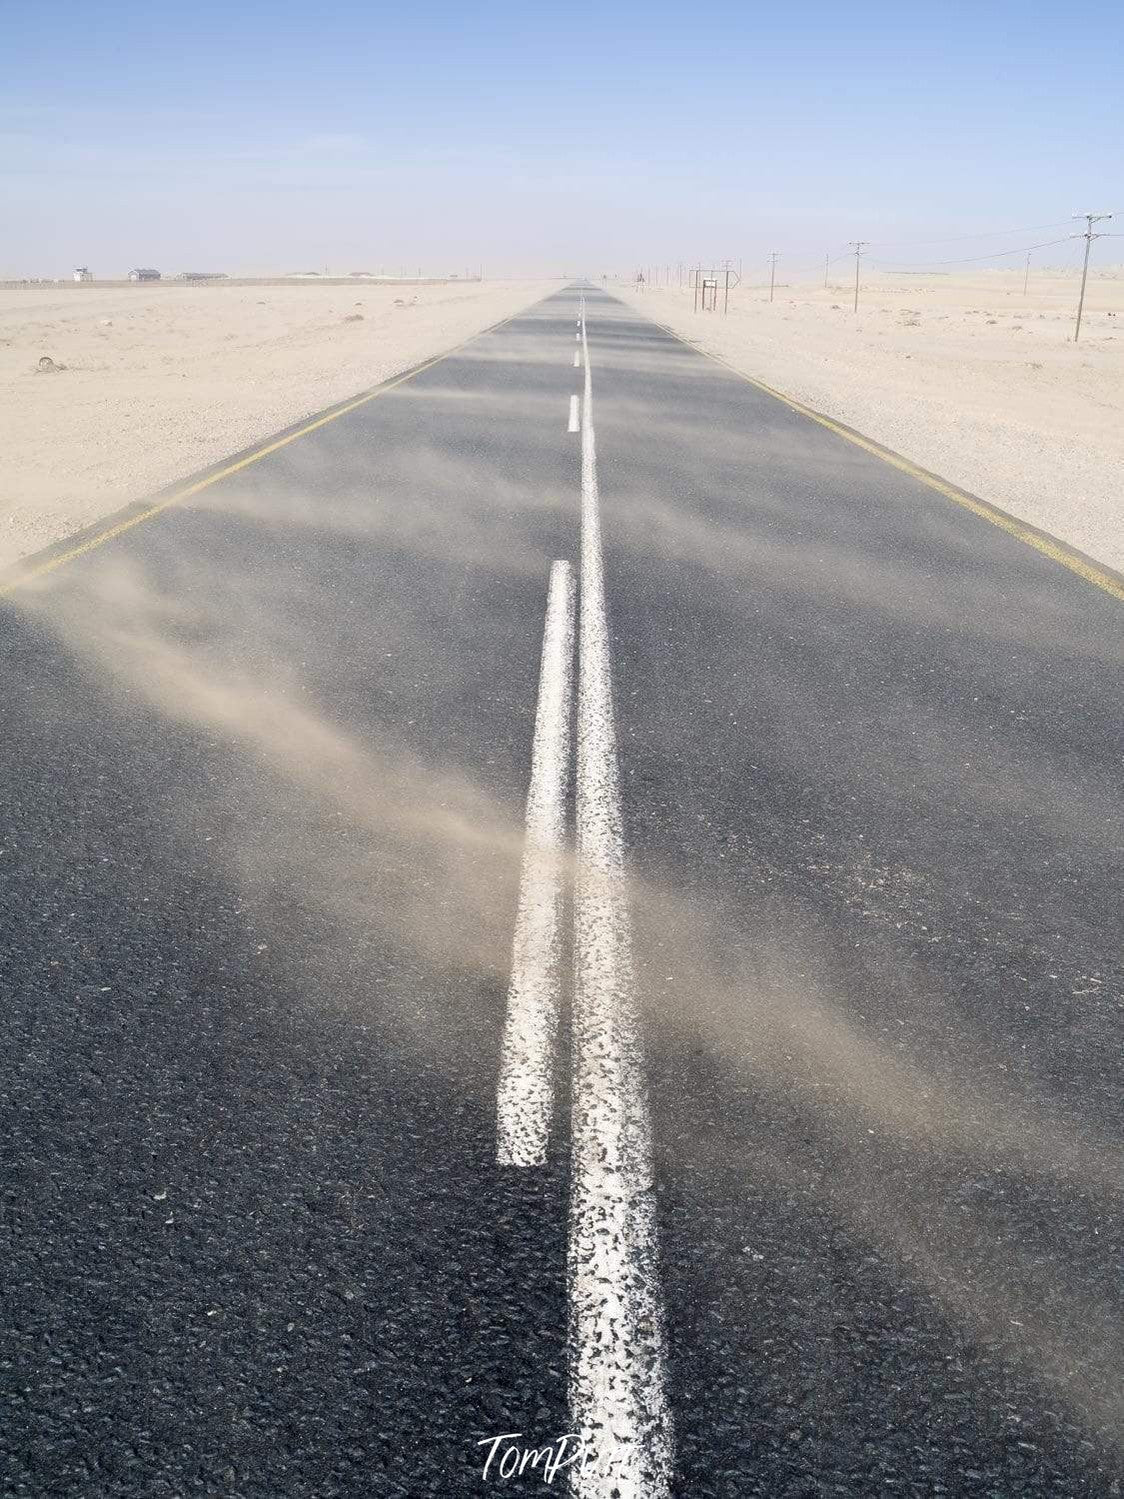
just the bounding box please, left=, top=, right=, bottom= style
left=0, top=279, right=559, bottom=571
left=623, top=269, right=1124, bottom=575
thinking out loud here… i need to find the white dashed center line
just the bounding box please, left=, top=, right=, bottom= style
left=496, top=561, right=576, bottom=1167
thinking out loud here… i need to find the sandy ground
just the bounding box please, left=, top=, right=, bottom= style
left=0, top=279, right=559, bottom=570
left=622, top=271, right=1124, bottom=575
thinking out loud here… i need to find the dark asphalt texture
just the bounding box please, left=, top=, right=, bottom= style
left=2, top=287, right=1121, bottom=1497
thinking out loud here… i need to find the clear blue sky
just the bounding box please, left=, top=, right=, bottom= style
left=2, top=0, right=1120, bottom=276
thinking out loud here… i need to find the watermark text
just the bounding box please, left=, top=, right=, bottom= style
left=477, top=1431, right=594, bottom=1485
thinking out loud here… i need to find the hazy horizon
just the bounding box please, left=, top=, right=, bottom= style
left=3, top=0, right=1121, bottom=279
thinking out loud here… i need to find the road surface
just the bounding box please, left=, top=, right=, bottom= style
left=2, top=286, right=1121, bottom=1496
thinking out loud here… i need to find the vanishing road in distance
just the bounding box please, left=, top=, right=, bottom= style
left=3, top=287, right=1121, bottom=1497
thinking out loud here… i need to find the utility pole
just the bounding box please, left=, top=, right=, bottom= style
left=824, top=253, right=829, bottom=290
left=1073, top=212, right=1112, bottom=342
left=1023, top=252, right=1030, bottom=296
left=849, top=241, right=868, bottom=313
left=769, top=250, right=778, bottom=302
left=719, top=259, right=733, bottom=315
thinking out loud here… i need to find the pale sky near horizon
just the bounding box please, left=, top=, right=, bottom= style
left=2, top=0, right=1121, bottom=278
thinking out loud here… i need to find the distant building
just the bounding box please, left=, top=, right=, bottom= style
left=73, top=267, right=93, bottom=282
left=128, top=267, right=161, bottom=282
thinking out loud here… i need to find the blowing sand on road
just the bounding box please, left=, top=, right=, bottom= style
left=4, top=279, right=1121, bottom=1498
left=2, top=5, right=1123, bottom=1498
left=0, top=278, right=559, bottom=569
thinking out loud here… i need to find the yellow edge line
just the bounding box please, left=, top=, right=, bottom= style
left=647, top=317, right=1124, bottom=604
left=0, top=316, right=515, bottom=599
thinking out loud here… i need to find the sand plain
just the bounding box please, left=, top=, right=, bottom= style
left=624, top=269, right=1124, bottom=575
left=0, top=279, right=559, bottom=571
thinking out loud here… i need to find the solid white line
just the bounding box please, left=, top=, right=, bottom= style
left=496, top=561, right=576, bottom=1167
left=569, top=311, right=673, bottom=1496
left=568, top=394, right=580, bottom=433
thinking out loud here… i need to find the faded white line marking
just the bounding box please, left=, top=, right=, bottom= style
left=496, top=561, right=576, bottom=1167
left=573, top=349, right=581, bottom=368
left=569, top=309, right=673, bottom=1497
left=568, top=394, right=580, bottom=433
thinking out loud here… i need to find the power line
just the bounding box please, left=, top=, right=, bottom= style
left=762, top=246, right=851, bottom=278
left=706, top=209, right=1117, bottom=312
left=754, top=226, right=1082, bottom=284
left=865, top=219, right=1074, bottom=248
left=871, top=234, right=1077, bottom=269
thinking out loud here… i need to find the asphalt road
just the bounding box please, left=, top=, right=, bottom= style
left=2, top=286, right=1121, bottom=1497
